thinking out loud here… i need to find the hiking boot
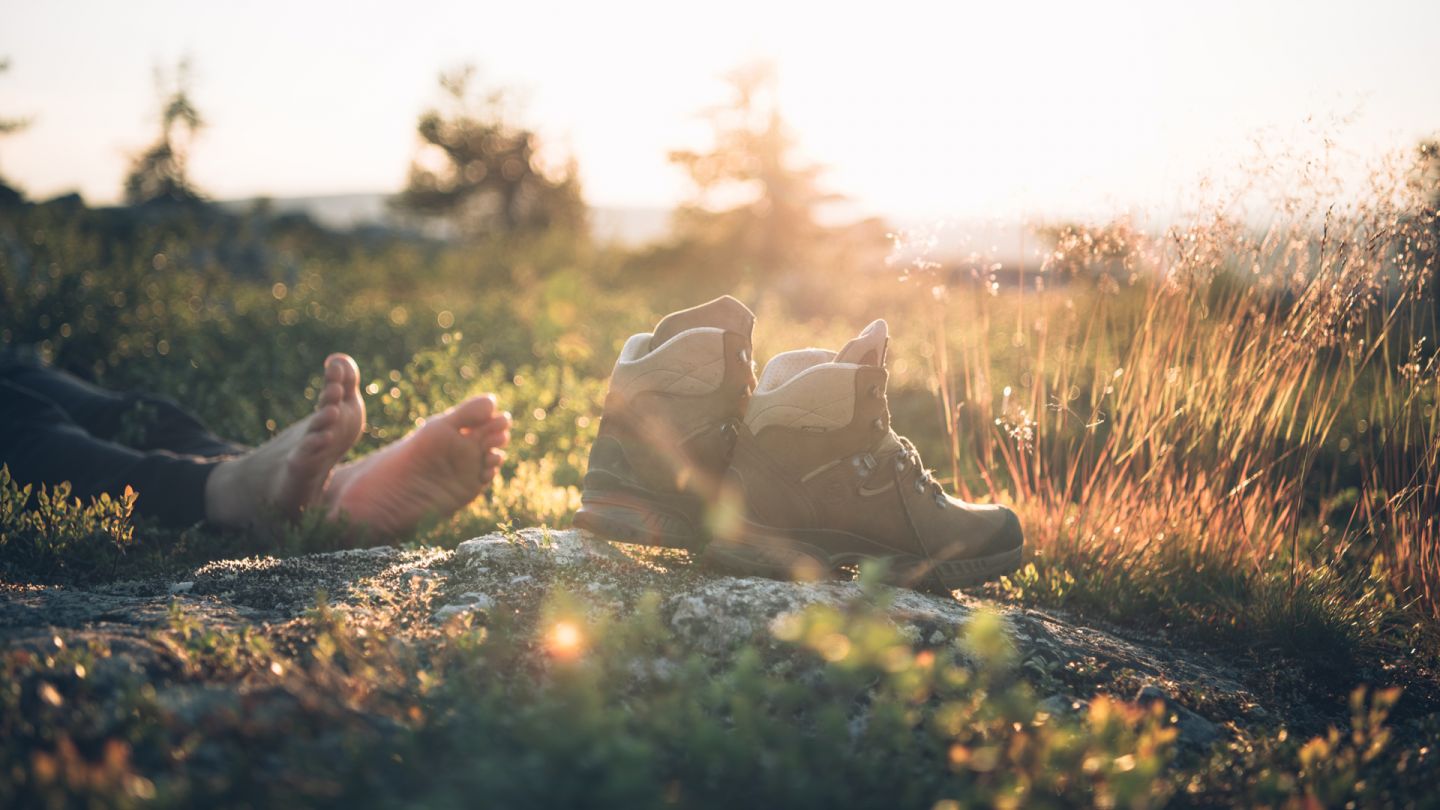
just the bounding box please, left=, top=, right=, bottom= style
left=575, top=296, right=757, bottom=549
left=703, top=319, right=1023, bottom=590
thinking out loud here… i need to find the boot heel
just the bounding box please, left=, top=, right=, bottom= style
left=574, top=492, right=702, bottom=550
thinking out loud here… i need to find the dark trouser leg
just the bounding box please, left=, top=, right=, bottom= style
left=0, top=361, right=246, bottom=457
left=0, top=381, right=218, bottom=528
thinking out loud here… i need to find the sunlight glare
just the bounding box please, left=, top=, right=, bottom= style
left=547, top=620, right=584, bottom=659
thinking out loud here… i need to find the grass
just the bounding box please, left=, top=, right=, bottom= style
left=2, top=146, right=1440, bottom=805
left=880, top=173, right=1440, bottom=680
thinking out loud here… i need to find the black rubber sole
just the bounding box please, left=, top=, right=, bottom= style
left=699, top=520, right=1024, bottom=591
left=573, top=490, right=703, bottom=550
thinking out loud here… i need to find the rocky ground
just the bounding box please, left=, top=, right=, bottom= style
left=2, top=527, right=1305, bottom=754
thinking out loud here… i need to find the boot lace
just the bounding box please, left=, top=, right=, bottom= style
left=870, top=434, right=948, bottom=508
left=718, top=346, right=756, bottom=461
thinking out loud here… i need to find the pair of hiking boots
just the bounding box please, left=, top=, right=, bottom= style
left=574, top=296, right=1023, bottom=591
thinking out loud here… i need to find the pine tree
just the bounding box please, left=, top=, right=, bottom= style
left=0, top=58, right=32, bottom=206
left=123, top=58, right=206, bottom=207
left=394, top=65, right=585, bottom=238
left=668, top=61, right=841, bottom=286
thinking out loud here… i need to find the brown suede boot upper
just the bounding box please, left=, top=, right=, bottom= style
left=722, top=319, right=1020, bottom=567
left=578, top=296, right=756, bottom=546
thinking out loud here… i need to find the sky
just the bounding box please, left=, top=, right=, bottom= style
left=1, top=0, right=1437, bottom=221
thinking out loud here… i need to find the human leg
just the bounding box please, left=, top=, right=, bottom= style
left=202, top=354, right=365, bottom=530
left=0, top=380, right=219, bottom=527
left=0, top=356, right=244, bottom=457
left=1, top=354, right=366, bottom=532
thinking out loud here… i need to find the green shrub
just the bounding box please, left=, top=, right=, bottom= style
left=0, top=465, right=136, bottom=582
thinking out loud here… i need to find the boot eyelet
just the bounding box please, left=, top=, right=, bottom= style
left=914, top=481, right=925, bottom=494
left=869, top=384, right=880, bottom=398
left=872, top=417, right=884, bottom=431
left=895, top=460, right=905, bottom=472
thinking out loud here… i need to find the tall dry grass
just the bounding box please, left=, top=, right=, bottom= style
left=898, top=152, right=1439, bottom=621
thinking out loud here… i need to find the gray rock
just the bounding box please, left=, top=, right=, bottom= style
left=1, top=525, right=1259, bottom=755
left=454, top=527, right=626, bottom=567
left=433, top=591, right=496, bottom=622
left=1177, top=712, right=1223, bottom=749
left=1134, top=683, right=1225, bottom=749
left=1135, top=684, right=1171, bottom=708
left=457, top=592, right=495, bottom=608
left=184, top=546, right=448, bottom=615
left=434, top=603, right=483, bottom=622
left=1039, top=694, right=1089, bottom=716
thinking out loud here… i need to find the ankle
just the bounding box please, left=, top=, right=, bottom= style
left=203, top=457, right=245, bottom=529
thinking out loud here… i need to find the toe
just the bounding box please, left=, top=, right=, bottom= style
left=312, top=403, right=338, bottom=430
left=342, top=357, right=360, bottom=395
left=299, top=430, right=331, bottom=458
left=316, top=378, right=344, bottom=410
left=468, top=423, right=509, bottom=451
left=485, top=425, right=511, bottom=448
left=323, top=354, right=346, bottom=384
left=449, top=395, right=498, bottom=428
left=476, top=411, right=512, bottom=435
left=325, top=353, right=360, bottom=393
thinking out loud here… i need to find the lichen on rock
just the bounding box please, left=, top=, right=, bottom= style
left=3, top=525, right=1271, bottom=763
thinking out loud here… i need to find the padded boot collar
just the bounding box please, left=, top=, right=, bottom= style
left=835, top=319, right=888, bottom=367
left=650, top=295, right=755, bottom=352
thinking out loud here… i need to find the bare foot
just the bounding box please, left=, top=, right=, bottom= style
left=323, top=395, right=511, bottom=542
left=204, top=354, right=366, bottom=531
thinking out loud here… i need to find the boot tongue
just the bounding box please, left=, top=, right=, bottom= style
left=835, top=319, right=889, bottom=367
left=755, top=349, right=836, bottom=392
left=649, top=295, right=755, bottom=352
left=872, top=429, right=905, bottom=458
